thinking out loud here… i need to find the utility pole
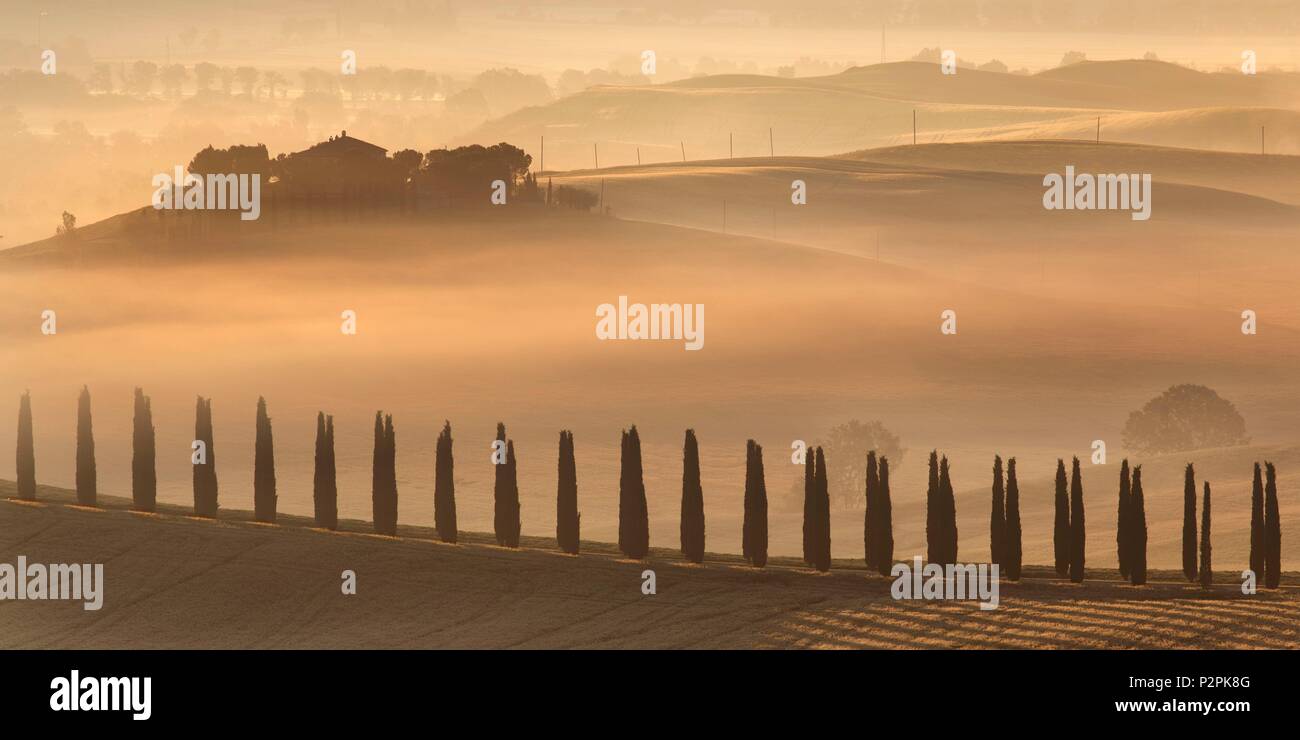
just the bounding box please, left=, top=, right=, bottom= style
left=681, top=141, right=685, bottom=162
left=769, top=127, right=774, bottom=156
left=593, top=142, right=599, bottom=169
left=637, top=147, right=641, bottom=165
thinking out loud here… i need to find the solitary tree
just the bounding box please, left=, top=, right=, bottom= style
left=493, top=423, right=522, bottom=547
left=1249, top=462, right=1265, bottom=580
left=76, top=387, right=97, bottom=506
left=876, top=456, right=895, bottom=575
left=1069, top=457, right=1085, bottom=583
left=434, top=421, right=457, bottom=542
left=1053, top=459, right=1069, bottom=577
left=680, top=429, right=705, bottom=563
left=1116, top=459, right=1130, bottom=579
left=253, top=396, right=276, bottom=522
left=864, top=451, right=878, bottom=568
left=1130, top=465, right=1148, bottom=585
left=132, top=388, right=156, bottom=512
left=193, top=397, right=218, bottom=517
left=990, top=455, right=1005, bottom=567
left=1182, top=463, right=1198, bottom=582
left=802, top=444, right=815, bottom=565
left=618, top=426, right=650, bottom=559
left=742, top=440, right=768, bottom=567
left=811, top=446, right=831, bottom=572
left=556, top=430, right=579, bottom=554
left=1264, top=461, right=1281, bottom=589
left=938, top=455, right=957, bottom=565
left=1122, top=384, right=1248, bottom=454
left=1199, top=481, right=1212, bottom=590
left=1004, top=458, right=1022, bottom=580
left=312, top=411, right=337, bottom=529
left=925, top=450, right=941, bottom=564
left=16, top=391, right=36, bottom=501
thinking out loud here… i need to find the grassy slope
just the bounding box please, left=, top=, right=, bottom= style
left=1, top=481, right=1295, bottom=649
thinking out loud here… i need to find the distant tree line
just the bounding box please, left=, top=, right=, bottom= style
left=7, top=389, right=1287, bottom=586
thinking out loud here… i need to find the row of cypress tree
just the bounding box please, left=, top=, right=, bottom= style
left=9, top=391, right=1288, bottom=583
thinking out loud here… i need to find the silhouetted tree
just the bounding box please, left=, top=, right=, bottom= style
left=618, top=426, right=650, bottom=558
left=925, top=450, right=940, bottom=564
left=493, top=423, right=521, bottom=547
left=864, top=451, right=879, bottom=568
left=556, top=430, right=579, bottom=554
left=372, top=413, right=398, bottom=535
left=1199, top=481, right=1212, bottom=590
left=1069, top=457, right=1085, bottom=583
left=132, top=388, right=156, bottom=512
left=1116, top=459, right=1130, bottom=579
left=193, top=397, right=218, bottom=517
left=1130, top=466, right=1148, bottom=585
left=1053, top=459, right=1069, bottom=577
left=938, top=455, right=958, bottom=564
left=253, top=396, right=277, bottom=523
left=1264, top=461, right=1281, bottom=589
left=812, top=446, right=831, bottom=572
left=434, top=421, right=457, bottom=542
left=1004, top=458, right=1022, bottom=580
left=1249, top=462, right=1265, bottom=580
left=1182, top=463, right=1198, bottom=582
left=680, top=429, right=705, bottom=563
left=15, top=391, right=35, bottom=501
left=75, top=387, right=96, bottom=506
left=313, top=411, right=337, bottom=529
left=802, top=444, right=815, bottom=565
left=875, top=456, right=894, bottom=575
left=742, top=440, right=768, bottom=567
left=990, top=455, right=1005, bottom=567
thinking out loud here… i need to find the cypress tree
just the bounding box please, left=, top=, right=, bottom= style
left=812, top=446, right=831, bottom=572
left=1199, top=481, right=1212, bottom=590
left=864, top=451, right=878, bottom=568
left=1053, top=459, right=1069, bottom=577
left=1264, top=461, right=1281, bottom=589
left=76, top=386, right=96, bottom=506
left=990, top=455, right=1005, bottom=568
left=556, top=430, right=579, bottom=554
left=1130, top=465, right=1148, bottom=585
left=1004, top=458, right=1022, bottom=581
left=618, top=425, right=649, bottom=559
left=925, top=450, right=941, bottom=564
left=434, top=421, right=457, bottom=543
left=1116, top=459, right=1130, bottom=579
left=1182, top=463, right=1198, bottom=582
left=875, top=456, right=894, bottom=575
left=493, top=423, right=522, bottom=547
left=193, top=397, right=218, bottom=517
left=742, top=440, right=768, bottom=567
left=370, top=412, right=398, bottom=535
left=1249, top=462, right=1265, bottom=580
left=16, top=391, right=35, bottom=501
left=679, top=429, right=705, bottom=563
left=802, top=444, right=815, bottom=565
left=132, top=388, right=156, bottom=512
left=253, top=396, right=276, bottom=523
left=312, top=411, right=337, bottom=529
left=939, top=455, right=957, bottom=564
left=1069, top=456, right=1085, bottom=583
